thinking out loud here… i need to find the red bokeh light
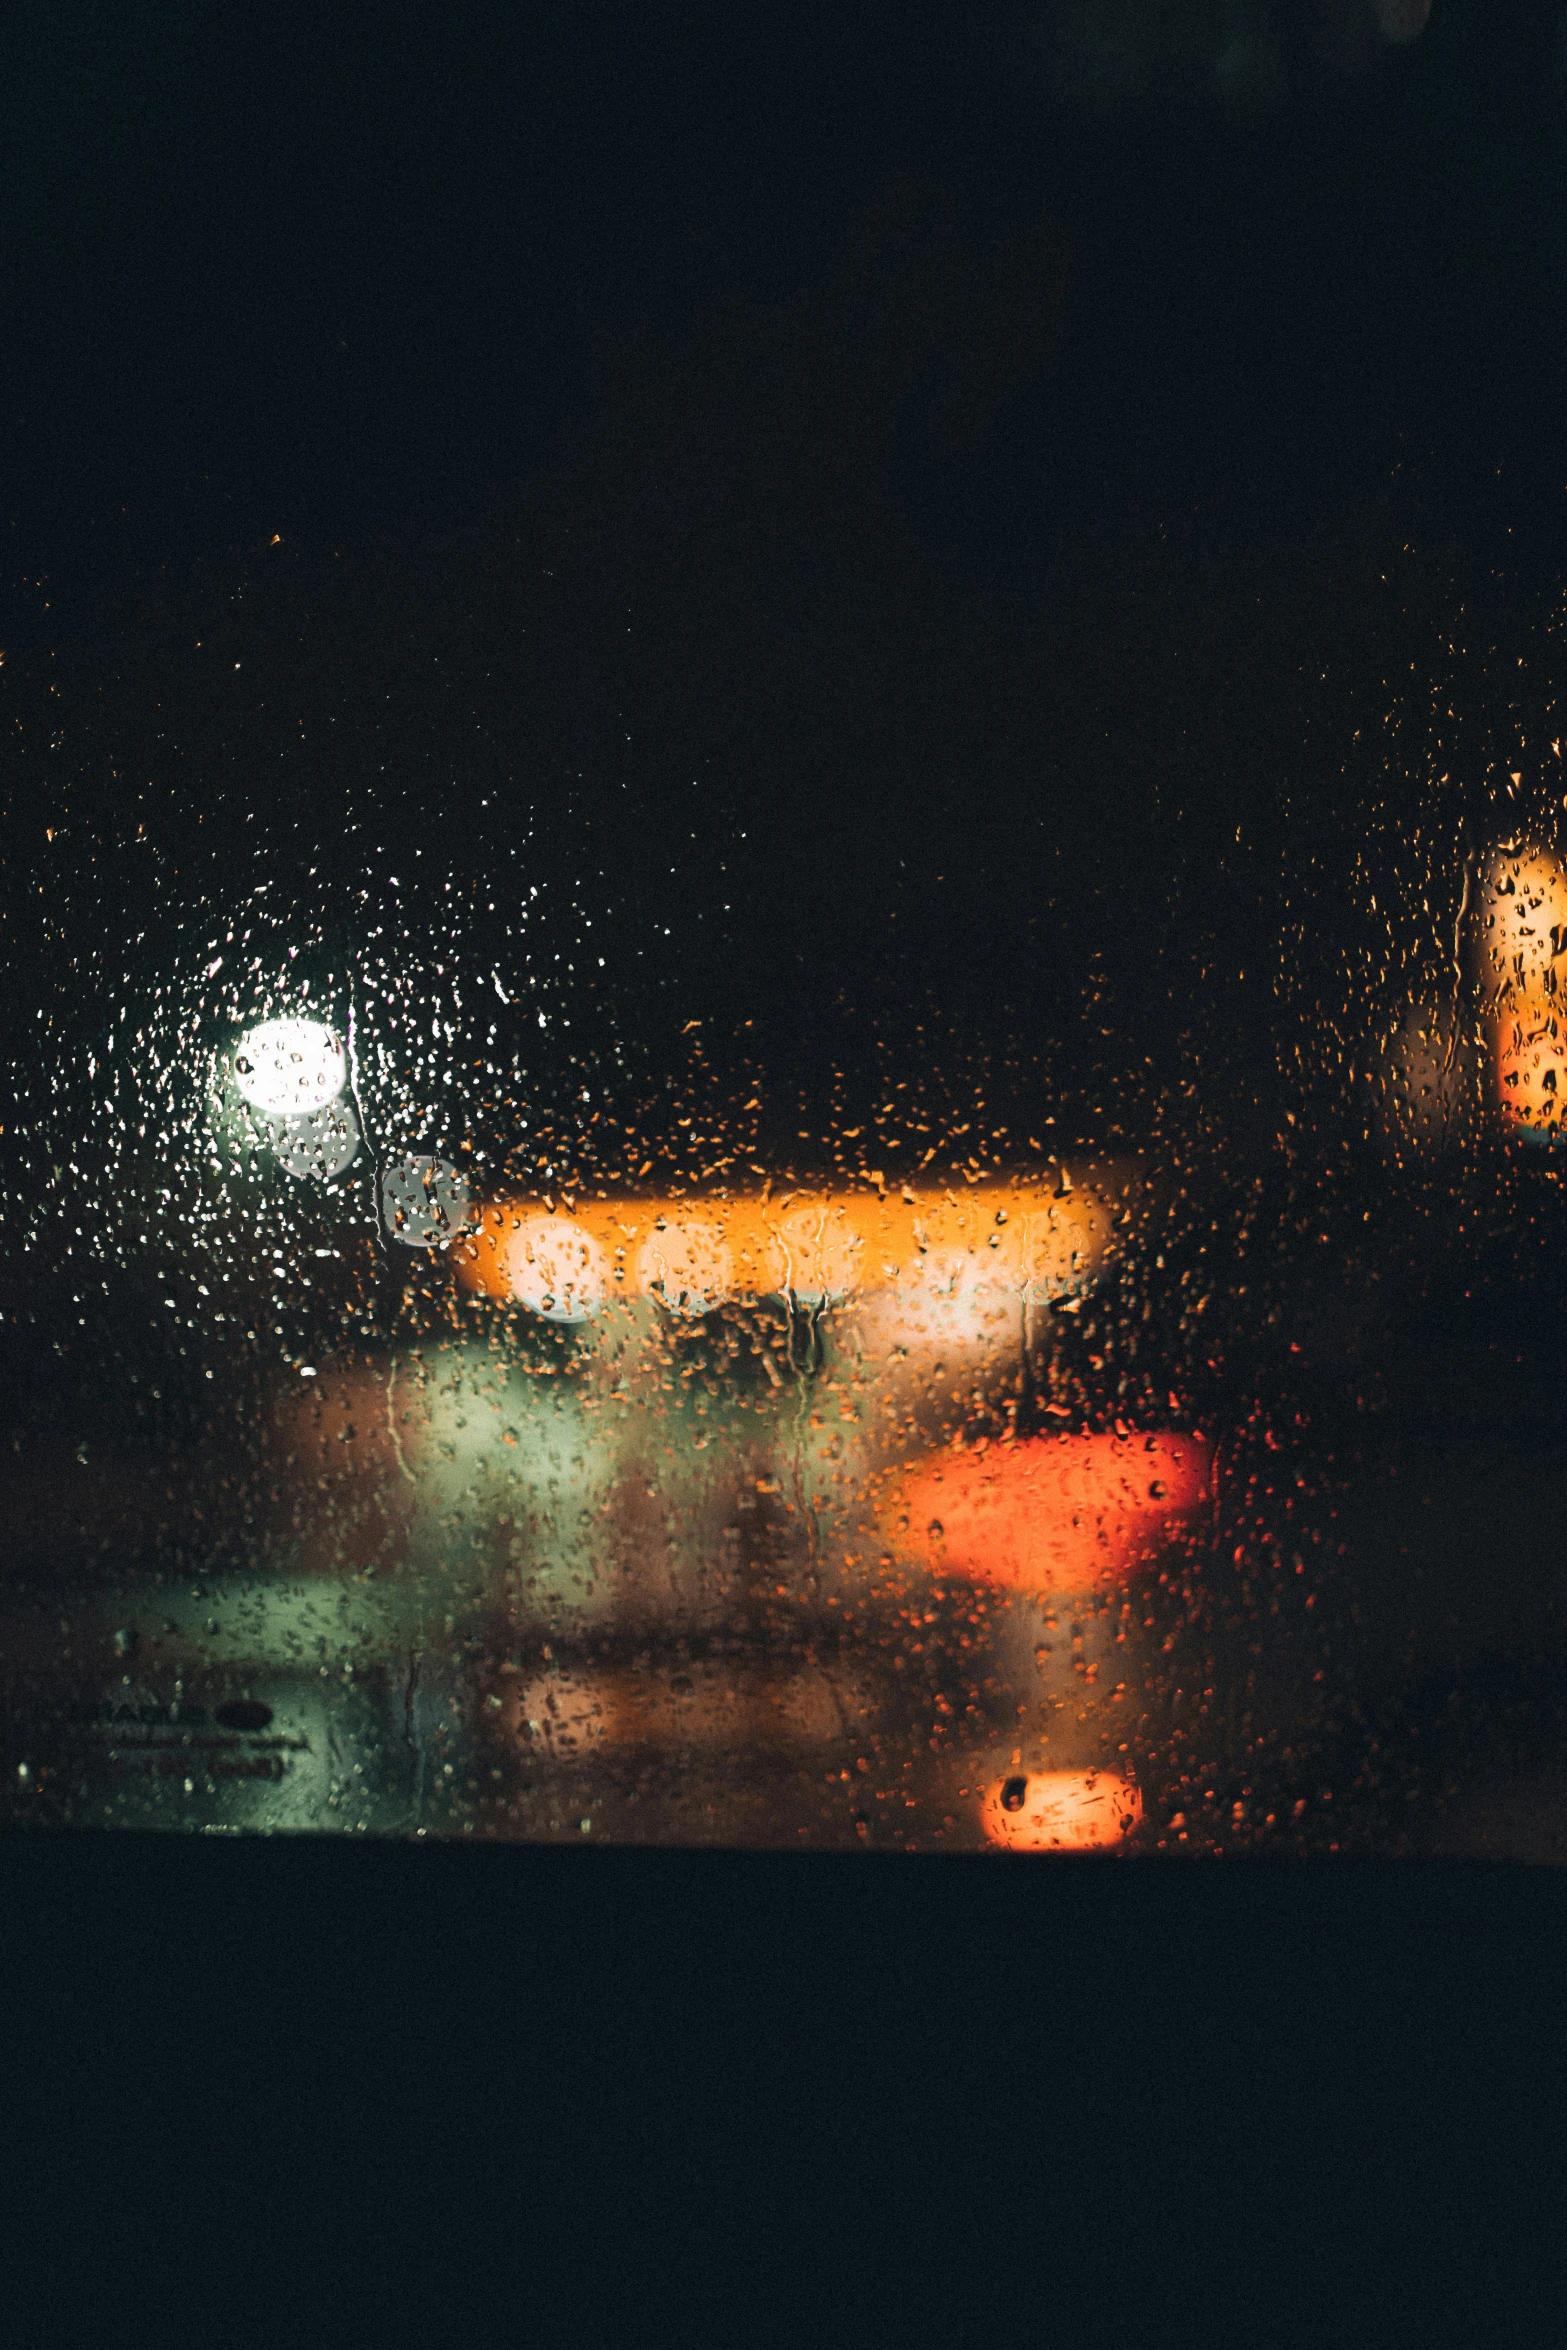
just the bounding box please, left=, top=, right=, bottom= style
left=885, top=1430, right=1212, bottom=1594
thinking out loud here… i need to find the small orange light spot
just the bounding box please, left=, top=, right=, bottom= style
left=980, top=1770, right=1143, bottom=1851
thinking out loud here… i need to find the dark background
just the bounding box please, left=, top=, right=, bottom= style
left=8, top=0, right=1564, bottom=1124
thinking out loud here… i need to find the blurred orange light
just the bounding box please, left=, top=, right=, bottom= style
left=451, top=1180, right=1116, bottom=1313
left=1474, top=843, right=1567, bottom=995
left=1474, top=844, right=1567, bottom=1141
left=503, top=1212, right=610, bottom=1322
left=1496, top=989, right=1567, bottom=1141
left=883, top=1430, right=1211, bottom=1594
left=980, top=1769, right=1143, bottom=1851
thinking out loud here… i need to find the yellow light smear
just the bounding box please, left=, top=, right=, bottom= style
left=880, top=1429, right=1212, bottom=1594
left=451, top=1178, right=1116, bottom=1311
left=1474, top=843, right=1567, bottom=994
left=1496, top=988, right=1567, bottom=1137
left=1476, top=844, right=1567, bottom=1137
left=980, top=1770, right=1143, bottom=1851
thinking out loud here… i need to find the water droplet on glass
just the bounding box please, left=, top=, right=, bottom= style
left=382, top=1155, right=471, bottom=1246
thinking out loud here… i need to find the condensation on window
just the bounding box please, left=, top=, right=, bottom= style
left=4, top=621, right=1567, bottom=1861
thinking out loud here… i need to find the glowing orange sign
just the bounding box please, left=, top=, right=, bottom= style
left=882, top=1429, right=1211, bottom=1594
left=450, top=1179, right=1115, bottom=1316
left=979, top=1769, right=1144, bottom=1851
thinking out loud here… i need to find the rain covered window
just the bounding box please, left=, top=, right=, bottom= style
left=5, top=0, right=1565, bottom=1859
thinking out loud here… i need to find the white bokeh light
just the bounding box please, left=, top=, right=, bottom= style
left=231, top=1018, right=347, bottom=1118
left=634, top=1216, right=734, bottom=1317
left=270, top=1101, right=361, bottom=1182
left=504, top=1213, right=610, bottom=1324
left=382, top=1156, right=472, bottom=1247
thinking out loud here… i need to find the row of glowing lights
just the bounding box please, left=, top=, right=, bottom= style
left=228, top=1016, right=1165, bottom=1848
left=229, top=1016, right=1112, bottom=1320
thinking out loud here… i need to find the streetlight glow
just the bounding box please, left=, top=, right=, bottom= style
left=231, top=1019, right=347, bottom=1118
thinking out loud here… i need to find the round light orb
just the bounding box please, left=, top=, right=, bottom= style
left=504, top=1213, right=609, bottom=1324
left=979, top=1769, right=1143, bottom=1852
left=382, top=1155, right=472, bottom=1247
left=1496, top=990, right=1567, bottom=1143
left=270, top=1101, right=360, bottom=1182
left=867, top=1249, right=1017, bottom=1359
left=232, top=1018, right=347, bottom=1118
left=1473, top=844, right=1567, bottom=995
left=634, top=1216, right=734, bottom=1317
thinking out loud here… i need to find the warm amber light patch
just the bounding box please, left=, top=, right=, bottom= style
left=451, top=1180, right=1115, bottom=1312
left=1474, top=844, right=1567, bottom=994
left=1496, top=988, right=1567, bottom=1139
left=980, top=1770, right=1143, bottom=1851
left=884, top=1430, right=1211, bottom=1593
left=1468, top=845, right=1567, bottom=1140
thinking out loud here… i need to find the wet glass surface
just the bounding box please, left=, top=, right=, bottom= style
left=7, top=794, right=1567, bottom=1859
left=5, top=0, right=1567, bottom=1858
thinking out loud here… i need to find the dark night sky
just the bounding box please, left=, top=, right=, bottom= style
left=6, top=1, right=1560, bottom=602
left=6, top=0, right=1567, bottom=1127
